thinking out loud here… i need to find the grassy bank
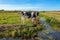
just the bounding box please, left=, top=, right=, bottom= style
left=40, top=12, right=60, bottom=31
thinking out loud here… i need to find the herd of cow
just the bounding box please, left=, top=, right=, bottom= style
left=19, top=11, right=39, bottom=25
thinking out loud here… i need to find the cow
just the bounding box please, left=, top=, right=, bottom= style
left=31, top=11, right=39, bottom=23
left=19, top=11, right=39, bottom=25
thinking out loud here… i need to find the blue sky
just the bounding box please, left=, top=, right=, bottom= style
left=0, top=0, right=60, bottom=11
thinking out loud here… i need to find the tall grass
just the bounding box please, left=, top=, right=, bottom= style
left=0, top=12, right=21, bottom=24
left=40, top=12, right=60, bottom=31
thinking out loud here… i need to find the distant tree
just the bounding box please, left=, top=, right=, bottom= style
left=0, top=9, right=4, bottom=11
left=42, top=11, right=46, bottom=13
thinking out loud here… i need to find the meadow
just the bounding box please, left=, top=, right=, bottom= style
left=0, top=11, right=21, bottom=24
left=0, top=11, right=44, bottom=40
left=40, top=11, right=60, bottom=31
left=0, top=11, right=60, bottom=40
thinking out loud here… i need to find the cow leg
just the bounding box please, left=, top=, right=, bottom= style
left=32, top=18, right=35, bottom=23
left=32, top=17, right=39, bottom=25
left=21, top=16, right=25, bottom=25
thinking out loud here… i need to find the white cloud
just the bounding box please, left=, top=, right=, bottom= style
left=0, top=4, right=43, bottom=11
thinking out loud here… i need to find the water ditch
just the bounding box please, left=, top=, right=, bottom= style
left=37, top=17, right=60, bottom=40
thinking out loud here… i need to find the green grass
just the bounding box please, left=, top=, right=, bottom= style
left=0, top=12, right=21, bottom=24
left=0, top=11, right=45, bottom=38
left=40, top=12, right=60, bottom=31
left=0, top=11, right=60, bottom=38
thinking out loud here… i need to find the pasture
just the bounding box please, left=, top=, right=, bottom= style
left=0, top=11, right=60, bottom=40
left=0, top=11, right=21, bottom=24
left=40, top=11, right=60, bottom=31
left=0, top=11, right=60, bottom=31
left=0, top=11, right=44, bottom=40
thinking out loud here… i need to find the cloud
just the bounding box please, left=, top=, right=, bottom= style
left=1, top=4, right=59, bottom=11
left=0, top=4, right=43, bottom=11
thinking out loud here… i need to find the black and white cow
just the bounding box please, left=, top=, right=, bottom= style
left=19, top=11, right=39, bottom=24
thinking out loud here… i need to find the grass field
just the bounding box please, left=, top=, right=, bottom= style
left=0, top=11, right=60, bottom=39
left=40, top=12, right=60, bottom=22
left=0, top=11, right=21, bottom=24
left=0, top=11, right=44, bottom=39
left=0, top=11, right=60, bottom=30
left=40, top=11, right=60, bottom=31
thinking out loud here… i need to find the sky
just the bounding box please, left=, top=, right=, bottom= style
left=0, top=0, right=60, bottom=11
